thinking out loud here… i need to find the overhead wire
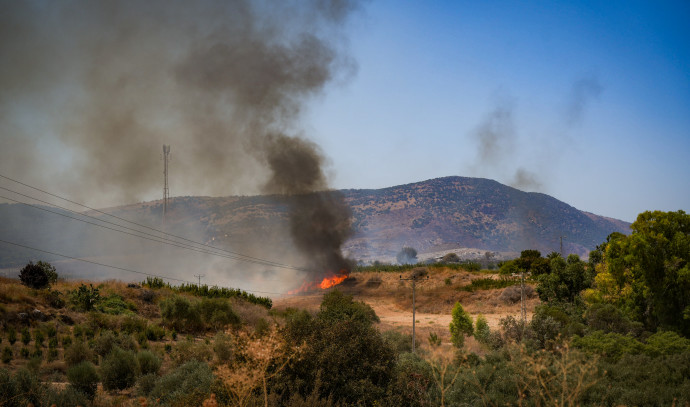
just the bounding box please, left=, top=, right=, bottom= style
left=0, top=173, right=309, bottom=272
left=0, top=187, right=308, bottom=271
left=0, top=237, right=288, bottom=296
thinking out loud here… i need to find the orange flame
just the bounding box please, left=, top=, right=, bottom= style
left=288, top=270, right=349, bottom=294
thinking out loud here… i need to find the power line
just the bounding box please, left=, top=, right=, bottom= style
left=0, top=190, right=300, bottom=270
left=0, top=174, right=308, bottom=272
left=0, top=237, right=287, bottom=296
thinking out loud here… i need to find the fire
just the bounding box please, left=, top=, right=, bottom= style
left=319, top=273, right=348, bottom=289
left=288, top=270, right=349, bottom=294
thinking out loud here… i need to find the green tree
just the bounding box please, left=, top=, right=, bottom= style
left=67, top=361, right=99, bottom=399
left=449, top=302, right=473, bottom=347
left=627, top=210, right=690, bottom=335
left=275, top=290, right=395, bottom=405
left=537, top=254, right=593, bottom=303
left=18, top=261, right=55, bottom=289
left=101, top=347, right=139, bottom=391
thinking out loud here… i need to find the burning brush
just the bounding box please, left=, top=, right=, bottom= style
left=288, top=269, right=350, bottom=294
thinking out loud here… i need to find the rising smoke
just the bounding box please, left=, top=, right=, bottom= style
left=469, top=98, right=542, bottom=191
left=0, top=0, right=362, bottom=285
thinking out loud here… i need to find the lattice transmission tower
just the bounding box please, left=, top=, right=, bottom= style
left=163, top=145, right=171, bottom=215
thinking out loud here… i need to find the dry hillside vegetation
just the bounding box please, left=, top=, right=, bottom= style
left=274, top=267, right=539, bottom=349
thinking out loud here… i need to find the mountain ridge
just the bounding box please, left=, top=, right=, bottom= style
left=0, top=176, right=630, bottom=269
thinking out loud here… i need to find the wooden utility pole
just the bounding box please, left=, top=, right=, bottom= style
left=400, top=272, right=428, bottom=353
left=195, top=274, right=204, bottom=287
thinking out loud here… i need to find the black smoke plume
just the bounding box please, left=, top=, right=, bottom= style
left=0, top=0, right=361, bottom=283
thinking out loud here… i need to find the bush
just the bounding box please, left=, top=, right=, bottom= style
left=64, top=340, right=95, bottom=367
left=474, top=315, right=491, bottom=345
left=121, top=315, right=148, bottom=334
left=1, top=346, right=12, bottom=364
left=160, top=296, right=203, bottom=333
left=498, top=284, right=535, bottom=303
left=137, top=373, right=159, bottom=396
left=20, top=328, right=30, bottom=345
left=213, top=333, right=234, bottom=364
left=449, top=302, right=473, bottom=348
left=386, top=352, right=435, bottom=406
left=94, top=330, right=118, bottom=357
left=145, top=324, right=166, bottom=341
left=67, top=361, right=99, bottom=399
left=97, top=294, right=135, bottom=315
left=19, top=261, right=55, bottom=289
left=33, top=329, right=44, bottom=346
left=318, top=289, right=379, bottom=326
left=462, top=277, right=518, bottom=292
left=172, top=339, right=212, bottom=367
left=198, top=298, right=240, bottom=329
left=7, top=327, right=16, bottom=345
left=101, top=347, right=139, bottom=390
left=137, top=350, right=161, bottom=375
left=70, top=284, right=101, bottom=311
left=149, top=360, right=214, bottom=406
left=382, top=330, right=413, bottom=354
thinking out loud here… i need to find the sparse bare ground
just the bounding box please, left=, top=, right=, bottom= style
left=274, top=268, right=540, bottom=350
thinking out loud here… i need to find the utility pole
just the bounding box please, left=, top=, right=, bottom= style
left=400, top=271, right=428, bottom=353
left=560, top=235, right=567, bottom=257
left=520, top=271, right=526, bottom=323
left=194, top=274, right=205, bottom=287
left=163, top=145, right=171, bottom=216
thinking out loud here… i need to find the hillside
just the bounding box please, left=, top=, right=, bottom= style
left=0, top=176, right=629, bottom=270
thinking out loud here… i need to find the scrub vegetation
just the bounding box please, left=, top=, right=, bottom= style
left=0, top=210, right=688, bottom=406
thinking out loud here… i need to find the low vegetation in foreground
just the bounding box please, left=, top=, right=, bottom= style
left=0, top=210, right=688, bottom=406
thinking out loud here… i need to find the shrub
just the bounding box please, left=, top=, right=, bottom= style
left=462, top=277, right=518, bottom=292
left=19, top=261, right=53, bottom=289
left=449, top=302, right=473, bottom=348
left=64, top=340, right=95, bottom=368
left=43, top=290, right=65, bottom=308
left=474, top=315, right=491, bottom=345
left=94, top=330, right=118, bottom=357
left=198, top=298, right=240, bottom=330
left=382, top=330, right=413, bottom=354
left=70, top=284, right=101, bottom=311
left=428, top=332, right=442, bottom=347
left=7, top=327, right=16, bottom=345
left=97, top=294, right=135, bottom=315
left=137, top=373, right=159, bottom=396
left=33, top=329, right=44, bottom=346
left=499, top=284, right=535, bottom=303
left=318, top=289, right=379, bottom=326
left=149, top=360, right=214, bottom=406
left=213, top=333, right=234, bottom=364
left=137, top=350, right=161, bottom=375
left=101, top=347, right=139, bottom=390
left=12, top=368, right=46, bottom=406
left=20, top=348, right=29, bottom=359
left=2, top=346, right=12, bottom=364
left=20, top=328, right=30, bottom=345
left=46, top=386, right=89, bottom=407
left=61, top=335, right=72, bottom=347
left=144, top=324, right=166, bottom=341
left=386, top=352, right=435, bottom=407
left=67, top=361, right=99, bottom=399
left=172, top=339, right=212, bottom=367
left=121, top=315, right=148, bottom=334
left=160, top=296, right=203, bottom=332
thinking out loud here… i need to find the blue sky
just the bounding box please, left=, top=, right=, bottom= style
left=0, top=1, right=688, bottom=224
left=306, top=1, right=690, bottom=222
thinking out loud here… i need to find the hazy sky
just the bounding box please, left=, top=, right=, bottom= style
left=1, top=1, right=688, bottom=223
left=306, top=1, right=690, bottom=222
